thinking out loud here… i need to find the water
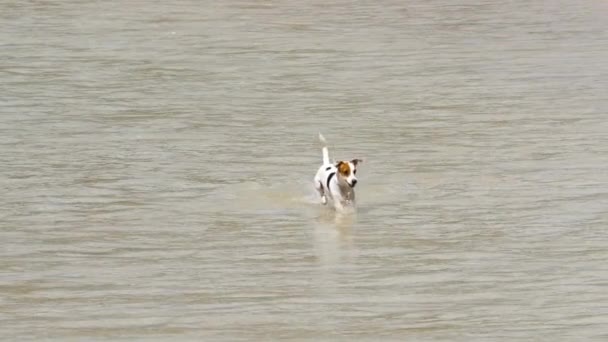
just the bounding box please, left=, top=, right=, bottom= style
left=2, top=1, right=607, bottom=340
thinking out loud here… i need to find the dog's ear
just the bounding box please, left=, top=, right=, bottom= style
left=351, top=158, right=363, bottom=166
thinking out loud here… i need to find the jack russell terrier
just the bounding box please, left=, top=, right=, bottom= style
left=314, top=133, right=362, bottom=211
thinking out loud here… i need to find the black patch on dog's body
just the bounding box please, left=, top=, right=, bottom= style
left=326, top=172, right=336, bottom=190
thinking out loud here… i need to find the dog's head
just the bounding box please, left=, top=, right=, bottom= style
left=336, top=159, right=362, bottom=188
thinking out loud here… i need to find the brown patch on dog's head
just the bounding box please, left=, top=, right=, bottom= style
left=336, top=161, right=351, bottom=177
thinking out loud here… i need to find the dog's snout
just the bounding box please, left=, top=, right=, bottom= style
left=351, top=179, right=358, bottom=187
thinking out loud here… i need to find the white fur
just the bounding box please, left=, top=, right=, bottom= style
left=314, top=133, right=360, bottom=211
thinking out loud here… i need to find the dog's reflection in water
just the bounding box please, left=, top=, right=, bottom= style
left=317, top=207, right=356, bottom=231
left=312, top=208, right=357, bottom=267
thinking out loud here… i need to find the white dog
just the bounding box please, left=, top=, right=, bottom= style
left=314, top=133, right=362, bottom=211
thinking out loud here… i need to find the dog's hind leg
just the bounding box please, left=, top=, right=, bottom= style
left=314, top=180, right=327, bottom=205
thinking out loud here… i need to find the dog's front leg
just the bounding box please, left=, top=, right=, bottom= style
left=333, top=200, right=345, bottom=212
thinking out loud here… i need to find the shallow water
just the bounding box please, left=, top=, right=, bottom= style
left=1, top=0, right=608, bottom=340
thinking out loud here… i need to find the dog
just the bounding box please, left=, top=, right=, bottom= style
left=314, top=133, right=362, bottom=211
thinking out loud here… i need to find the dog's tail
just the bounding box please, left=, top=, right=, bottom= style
left=319, top=132, right=330, bottom=165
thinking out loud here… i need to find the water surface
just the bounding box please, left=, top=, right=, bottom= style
left=1, top=1, right=607, bottom=340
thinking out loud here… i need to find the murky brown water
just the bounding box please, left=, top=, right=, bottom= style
left=2, top=1, right=608, bottom=340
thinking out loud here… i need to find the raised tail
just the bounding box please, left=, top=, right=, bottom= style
left=319, top=132, right=330, bottom=165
